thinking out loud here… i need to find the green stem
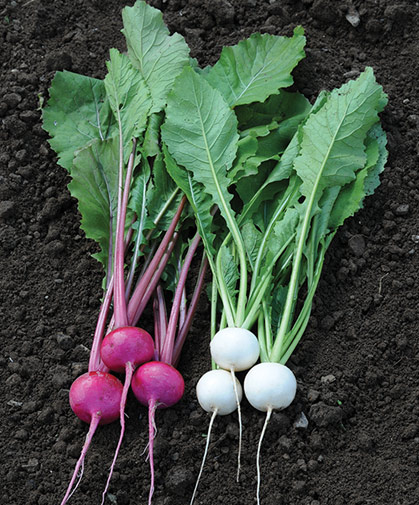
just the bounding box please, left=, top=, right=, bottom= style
left=251, top=180, right=299, bottom=292
left=210, top=281, right=217, bottom=371
left=242, top=273, right=271, bottom=330
left=273, top=106, right=348, bottom=361
left=257, top=312, right=268, bottom=363
left=271, top=194, right=318, bottom=362
left=210, top=281, right=217, bottom=342
left=215, top=245, right=236, bottom=327
left=262, top=301, right=273, bottom=356
left=197, top=108, right=248, bottom=328
left=245, top=233, right=296, bottom=321
left=279, top=238, right=329, bottom=363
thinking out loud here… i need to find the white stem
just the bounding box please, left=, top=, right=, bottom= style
left=231, top=369, right=242, bottom=482
left=256, top=407, right=272, bottom=505
left=190, top=409, right=218, bottom=505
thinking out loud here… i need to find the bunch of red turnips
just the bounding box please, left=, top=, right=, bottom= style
left=43, top=1, right=387, bottom=504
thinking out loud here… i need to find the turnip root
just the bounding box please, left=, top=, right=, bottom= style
left=244, top=362, right=297, bottom=505
left=132, top=361, right=185, bottom=505
left=191, top=369, right=243, bottom=505
left=60, top=372, right=123, bottom=505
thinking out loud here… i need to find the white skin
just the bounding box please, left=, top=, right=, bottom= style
left=210, top=327, right=260, bottom=481
left=210, top=327, right=260, bottom=372
left=191, top=369, right=242, bottom=505
left=244, top=362, right=297, bottom=505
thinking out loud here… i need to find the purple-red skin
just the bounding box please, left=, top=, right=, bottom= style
left=69, top=371, right=123, bottom=425
left=100, top=326, right=155, bottom=373
left=131, top=361, right=185, bottom=408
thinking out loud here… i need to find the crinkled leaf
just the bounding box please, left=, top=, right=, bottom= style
left=162, top=67, right=239, bottom=231
left=43, top=71, right=115, bottom=170
left=122, top=0, right=190, bottom=113
left=104, top=49, right=151, bottom=150
left=236, top=91, right=310, bottom=133
left=205, top=28, right=306, bottom=107
left=363, top=123, right=388, bottom=197
left=327, top=124, right=388, bottom=232
left=295, top=68, right=387, bottom=200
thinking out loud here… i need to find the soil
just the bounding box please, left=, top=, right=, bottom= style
left=1, top=0, right=419, bottom=504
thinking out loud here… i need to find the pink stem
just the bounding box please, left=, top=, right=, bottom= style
left=157, top=285, right=168, bottom=357
left=126, top=196, right=186, bottom=325
left=161, top=232, right=201, bottom=365
left=147, top=399, right=157, bottom=505
left=153, top=296, right=161, bottom=361
left=178, top=257, right=187, bottom=330
left=114, top=141, right=137, bottom=328
left=173, top=255, right=208, bottom=366
left=90, top=226, right=135, bottom=373
left=101, top=362, right=134, bottom=505
left=106, top=238, right=163, bottom=336
left=60, top=414, right=100, bottom=505
left=129, top=234, right=178, bottom=328
left=89, top=277, right=113, bottom=373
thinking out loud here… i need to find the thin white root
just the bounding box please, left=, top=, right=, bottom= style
left=68, top=460, right=84, bottom=501
left=256, top=408, right=272, bottom=505
left=231, top=369, right=242, bottom=482
left=190, top=409, right=218, bottom=505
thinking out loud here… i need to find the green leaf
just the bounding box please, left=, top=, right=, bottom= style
left=122, top=0, right=190, bottom=113
left=268, top=208, right=299, bottom=258
left=128, top=155, right=150, bottom=254
left=43, top=71, right=115, bottom=170
left=271, top=285, right=288, bottom=335
left=236, top=91, right=310, bottom=133
left=242, top=221, right=263, bottom=269
left=363, top=123, right=388, bottom=198
left=237, top=90, right=330, bottom=224
left=228, top=135, right=259, bottom=182
left=163, top=143, right=216, bottom=260
left=104, top=49, right=151, bottom=149
left=205, top=28, right=306, bottom=107
left=295, top=68, right=387, bottom=200
left=220, top=244, right=239, bottom=302
left=145, top=153, right=183, bottom=232
left=327, top=124, right=388, bottom=232
left=69, top=137, right=129, bottom=269
left=162, top=67, right=239, bottom=230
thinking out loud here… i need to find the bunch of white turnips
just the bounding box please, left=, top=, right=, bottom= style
left=197, top=326, right=297, bottom=417
left=191, top=327, right=297, bottom=505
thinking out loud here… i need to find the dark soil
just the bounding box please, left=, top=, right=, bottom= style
left=1, top=0, right=419, bottom=504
